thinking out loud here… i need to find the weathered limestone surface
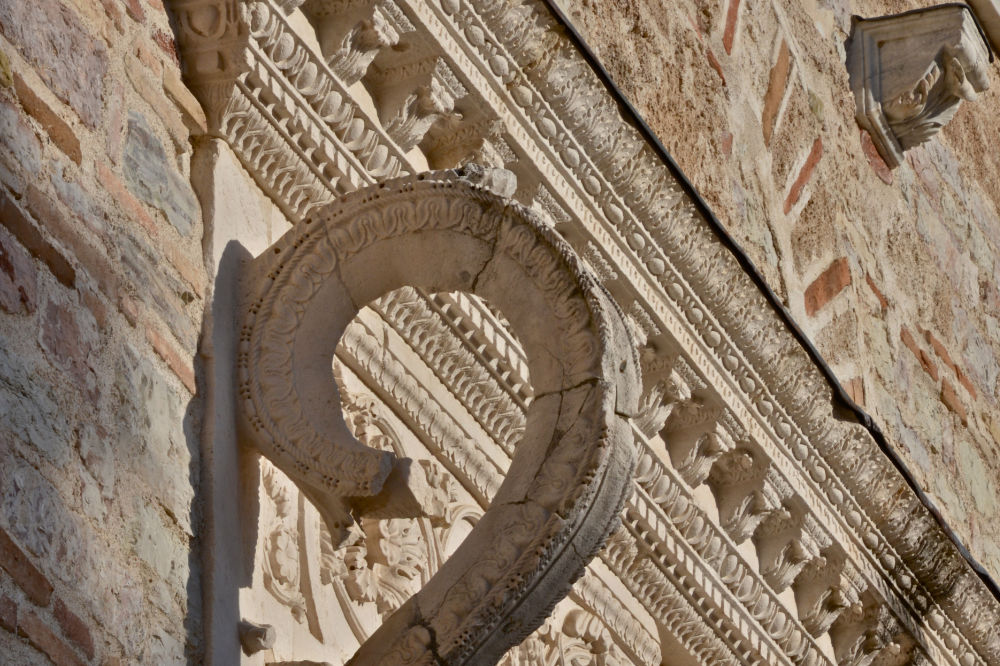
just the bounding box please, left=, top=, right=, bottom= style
left=3, top=0, right=1000, bottom=663
left=559, top=0, right=1000, bottom=581
left=0, top=0, right=207, bottom=661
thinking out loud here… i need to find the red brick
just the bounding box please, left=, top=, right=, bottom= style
left=762, top=40, right=790, bottom=146
left=0, top=190, right=76, bottom=288
left=706, top=48, right=725, bottom=85
left=723, top=0, right=741, bottom=55
left=125, top=52, right=165, bottom=115
left=165, top=242, right=205, bottom=297
left=124, top=55, right=191, bottom=158
left=0, top=0, right=108, bottom=129
left=133, top=36, right=162, bottom=78
left=860, top=130, right=892, bottom=185
left=146, top=325, right=196, bottom=394
left=864, top=272, right=889, bottom=313
left=843, top=377, right=865, bottom=407
left=922, top=328, right=957, bottom=373
left=124, top=0, right=145, bottom=22
left=784, top=137, right=823, bottom=214
left=96, top=162, right=157, bottom=235
left=18, top=609, right=85, bottom=666
left=0, top=594, right=16, bottom=633
left=82, top=288, right=109, bottom=330
left=97, top=0, right=124, bottom=33
left=12, top=74, right=82, bottom=165
left=0, top=224, right=38, bottom=314
left=900, top=326, right=939, bottom=381
left=720, top=130, right=733, bottom=156
left=0, top=527, right=53, bottom=607
left=25, top=185, right=119, bottom=301
left=804, top=256, right=850, bottom=317
left=53, top=599, right=94, bottom=659
left=941, top=379, right=968, bottom=425
left=152, top=29, right=180, bottom=67
left=956, top=367, right=978, bottom=400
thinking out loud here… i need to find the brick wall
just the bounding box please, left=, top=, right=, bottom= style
left=0, top=0, right=206, bottom=661
left=562, top=0, right=1000, bottom=577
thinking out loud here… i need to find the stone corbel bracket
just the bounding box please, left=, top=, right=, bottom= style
left=847, top=4, right=992, bottom=168
left=236, top=167, right=640, bottom=665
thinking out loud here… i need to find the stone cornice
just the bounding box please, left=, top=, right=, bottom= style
left=421, top=1, right=1000, bottom=662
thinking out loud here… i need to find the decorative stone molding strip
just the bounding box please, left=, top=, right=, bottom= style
left=237, top=169, right=641, bottom=664
left=570, top=570, right=660, bottom=666
left=341, top=309, right=508, bottom=507
left=847, top=5, right=992, bottom=168
left=372, top=287, right=528, bottom=456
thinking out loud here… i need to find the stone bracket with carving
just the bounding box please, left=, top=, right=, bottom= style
left=847, top=4, right=992, bottom=168
left=236, top=167, right=640, bottom=665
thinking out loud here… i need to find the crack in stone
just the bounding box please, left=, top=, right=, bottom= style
left=534, top=376, right=599, bottom=401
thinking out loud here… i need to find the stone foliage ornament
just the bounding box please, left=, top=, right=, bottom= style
left=237, top=166, right=640, bottom=664
left=847, top=4, right=993, bottom=168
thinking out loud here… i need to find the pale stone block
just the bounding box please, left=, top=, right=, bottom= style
left=847, top=5, right=992, bottom=167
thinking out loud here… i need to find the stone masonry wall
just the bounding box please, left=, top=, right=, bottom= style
left=0, top=0, right=207, bottom=662
left=559, top=0, right=1000, bottom=579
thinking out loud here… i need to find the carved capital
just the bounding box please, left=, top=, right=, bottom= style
left=847, top=5, right=992, bottom=167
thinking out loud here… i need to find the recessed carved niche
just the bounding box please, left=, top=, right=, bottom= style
left=847, top=5, right=993, bottom=168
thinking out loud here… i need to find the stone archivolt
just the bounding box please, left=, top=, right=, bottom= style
left=175, top=0, right=1000, bottom=663
left=237, top=168, right=641, bottom=664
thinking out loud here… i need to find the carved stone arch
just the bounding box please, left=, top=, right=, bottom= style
left=237, top=167, right=640, bottom=664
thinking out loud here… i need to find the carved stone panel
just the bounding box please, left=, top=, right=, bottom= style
left=847, top=5, right=992, bottom=167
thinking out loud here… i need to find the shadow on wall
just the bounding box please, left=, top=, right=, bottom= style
left=197, top=240, right=261, bottom=664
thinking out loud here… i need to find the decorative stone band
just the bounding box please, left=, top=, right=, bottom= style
left=236, top=167, right=641, bottom=664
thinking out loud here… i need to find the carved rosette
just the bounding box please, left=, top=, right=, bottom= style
left=847, top=5, right=992, bottom=167
left=237, top=167, right=639, bottom=665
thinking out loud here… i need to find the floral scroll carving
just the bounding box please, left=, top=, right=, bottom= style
left=237, top=166, right=640, bottom=664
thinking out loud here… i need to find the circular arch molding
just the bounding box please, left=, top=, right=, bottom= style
left=237, top=167, right=640, bottom=665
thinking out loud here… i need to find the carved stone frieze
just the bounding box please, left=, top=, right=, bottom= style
left=175, top=0, right=1000, bottom=662
left=173, top=0, right=412, bottom=221
left=847, top=5, right=992, bottom=167
left=260, top=459, right=310, bottom=621
left=367, top=55, right=468, bottom=151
